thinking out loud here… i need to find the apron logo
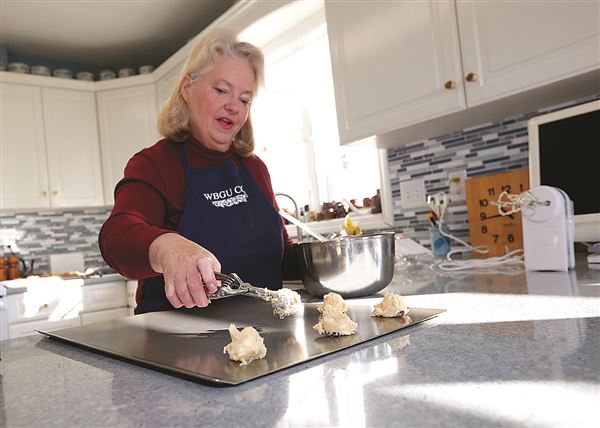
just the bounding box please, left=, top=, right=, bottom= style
left=204, top=185, right=248, bottom=208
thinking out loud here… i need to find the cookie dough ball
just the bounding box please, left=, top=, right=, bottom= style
left=271, top=288, right=302, bottom=319
left=317, top=292, right=348, bottom=314
left=371, top=293, right=409, bottom=318
left=313, top=310, right=358, bottom=336
left=223, top=323, right=267, bottom=365
left=313, top=292, right=357, bottom=336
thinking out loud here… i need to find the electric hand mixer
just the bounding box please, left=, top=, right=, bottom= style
left=495, top=185, right=575, bottom=271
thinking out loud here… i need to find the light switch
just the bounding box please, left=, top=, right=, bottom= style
left=400, top=179, right=426, bottom=209
left=448, top=170, right=467, bottom=202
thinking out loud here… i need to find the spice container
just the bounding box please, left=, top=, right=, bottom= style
left=7, top=255, right=21, bottom=280
left=0, top=256, right=7, bottom=281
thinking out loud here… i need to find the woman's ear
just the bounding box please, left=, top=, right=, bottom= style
left=180, top=74, right=192, bottom=102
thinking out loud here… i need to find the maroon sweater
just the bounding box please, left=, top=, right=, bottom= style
left=99, top=138, right=293, bottom=281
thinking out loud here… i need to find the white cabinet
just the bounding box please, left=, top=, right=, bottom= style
left=325, top=0, right=600, bottom=144
left=3, top=278, right=128, bottom=340
left=82, top=281, right=127, bottom=313
left=155, top=61, right=183, bottom=111
left=0, top=82, right=104, bottom=208
left=325, top=0, right=465, bottom=144
left=8, top=317, right=81, bottom=339
left=5, top=280, right=83, bottom=339
left=97, top=84, right=159, bottom=204
left=456, top=1, right=600, bottom=106
left=1, top=83, right=49, bottom=208
left=5, top=280, right=82, bottom=324
left=42, top=88, right=104, bottom=206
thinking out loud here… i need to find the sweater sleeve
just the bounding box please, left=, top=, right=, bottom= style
left=98, top=152, right=176, bottom=279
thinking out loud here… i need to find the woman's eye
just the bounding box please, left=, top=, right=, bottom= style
left=214, top=87, right=228, bottom=95
left=240, top=98, right=252, bottom=106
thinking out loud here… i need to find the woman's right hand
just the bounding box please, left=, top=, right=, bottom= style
left=148, top=233, right=221, bottom=308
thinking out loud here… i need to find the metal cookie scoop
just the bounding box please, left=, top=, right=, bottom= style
left=210, top=272, right=301, bottom=318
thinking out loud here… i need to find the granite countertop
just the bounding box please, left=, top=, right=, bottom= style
left=1, top=256, right=599, bottom=427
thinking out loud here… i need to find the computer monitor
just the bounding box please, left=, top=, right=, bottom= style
left=528, top=99, right=600, bottom=243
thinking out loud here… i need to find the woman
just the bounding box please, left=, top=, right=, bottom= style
left=99, top=29, right=298, bottom=314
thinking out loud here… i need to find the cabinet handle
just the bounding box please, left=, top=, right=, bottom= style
left=465, top=72, right=478, bottom=82
left=444, top=80, right=456, bottom=90
left=41, top=191, right=48, bottom=197
left=40, top=303, right=49, bottom=309
left=52, top=190, right=58, bottom=196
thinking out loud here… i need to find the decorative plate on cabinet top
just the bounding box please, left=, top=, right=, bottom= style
left=99, top=69, right=116, bottom=80
left=31, top=65, right=51, bottom=76
left=7, top=62, right=29, bottom=73
left=53, top=68, right=73, bottom=79
left=76, top=71, right=95, bottom=81
left=118, top=68, right=135, bottom=78
left=139, top=65, right=155, bottom=74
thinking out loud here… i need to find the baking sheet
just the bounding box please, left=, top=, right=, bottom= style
left=38, top=295, right=444, bottom=385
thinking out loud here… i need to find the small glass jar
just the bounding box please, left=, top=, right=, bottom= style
left=429, top=225, right=451, bottom=258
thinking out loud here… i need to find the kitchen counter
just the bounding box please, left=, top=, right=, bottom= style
left=0, top=272, right=127, bottom=295
left=1, top=257, right=599, bottom=427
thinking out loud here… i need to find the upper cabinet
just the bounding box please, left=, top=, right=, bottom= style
left=41, top=88, right=104, bottom=207
left=456, top=1, right=600, bottom=106
left=155, top=61, right=183, bottom=111
left=325, top=0, right=600, bottom=144
left=325, top=0, right=466, bottom=144
left=96, top=84, right=159, bottom=204
left=1, top=81, right=104, bottom=209
left=1, top=83, right=49, bottom=209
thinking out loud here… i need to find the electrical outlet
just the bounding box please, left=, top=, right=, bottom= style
left=448, top=170, right=467, bottom=202
left=400, top=179, right=426, bottom=209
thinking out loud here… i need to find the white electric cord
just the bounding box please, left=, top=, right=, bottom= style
left=438, top=247, right=524, bottom=271
left=431, top=197, right=524, bottom=271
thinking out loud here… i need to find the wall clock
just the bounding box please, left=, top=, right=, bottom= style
left=465, top=169, right=530, bottom=258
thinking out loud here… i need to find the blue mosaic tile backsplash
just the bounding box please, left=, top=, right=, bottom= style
left=1, top=94, right=597, bottom=275
left=1, top=208, right=111, bottom=275
left=387, top=94, right=599, bottom=246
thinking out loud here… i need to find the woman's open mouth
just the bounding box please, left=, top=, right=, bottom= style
left=217, top=117, right=234, bottom=130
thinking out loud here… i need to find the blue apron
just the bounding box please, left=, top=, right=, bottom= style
left=137, top=144, right=283, bottom=314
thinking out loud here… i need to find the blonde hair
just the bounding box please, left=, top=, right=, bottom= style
left=157, top=28, right=264, bottom=157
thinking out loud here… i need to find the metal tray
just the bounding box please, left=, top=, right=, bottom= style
left=39, top=294, right=444, bottom=385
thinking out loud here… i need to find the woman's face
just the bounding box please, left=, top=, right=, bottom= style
left=181, top=54, right=255, bottom=152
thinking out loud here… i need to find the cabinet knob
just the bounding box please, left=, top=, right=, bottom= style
left=41, top=191, right=48, bottom=197
left=52, top=190, right=58, bottom=196
left=465, top=72, right=478, bottom=82
left=444, top=80, right=456, bottom=90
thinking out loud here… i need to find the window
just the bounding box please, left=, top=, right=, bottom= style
left=240, top=1, right=391, bottom=234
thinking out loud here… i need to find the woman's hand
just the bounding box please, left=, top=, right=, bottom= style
left=149, top=233, right=221, bottom=308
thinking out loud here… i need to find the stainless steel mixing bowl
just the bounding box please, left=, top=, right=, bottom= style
left=296, top=231, right=395, bottom=298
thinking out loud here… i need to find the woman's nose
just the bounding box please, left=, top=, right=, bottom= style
left=224, top=100, right=240, bottom=113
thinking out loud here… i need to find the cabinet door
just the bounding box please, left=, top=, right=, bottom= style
left=42, top=88, right=104, bottom=207
left=97, top=85, right=159, bottom=204
left=6, top=281, right=83, bottom=323
left=0, top=83, right=50, bottom=208
left=457, top=1, right=600, bottom=106
left=82, top=281, right=127, bottom=313
left=325, top=0, right=465, bottom=144
left=155, top=61, right=183, bottom=111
